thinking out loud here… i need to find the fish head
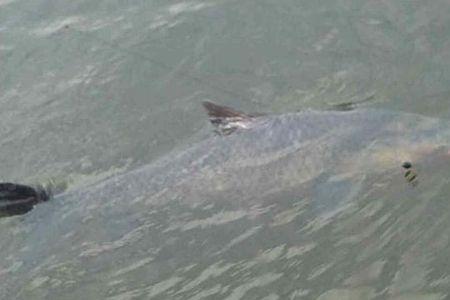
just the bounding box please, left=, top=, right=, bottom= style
left=337, top=113, right=450, bottom=183
left=355, top=127, right=450, bottom=186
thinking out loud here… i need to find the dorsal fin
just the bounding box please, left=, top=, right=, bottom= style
left=202, top=101, right=256, bottom=135
left=202, top=101, right=254, bottom=119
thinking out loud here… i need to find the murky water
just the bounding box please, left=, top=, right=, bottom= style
left=2, top=0, right=450, bottom=299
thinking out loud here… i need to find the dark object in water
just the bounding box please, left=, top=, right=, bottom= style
left=402, top=161, right=412, bottom=169
left=0, top=183, right=50, bottom=217
left=401, top=162, right=418, bottom=185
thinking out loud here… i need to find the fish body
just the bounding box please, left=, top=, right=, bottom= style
left=63, top=105, right=449, bottom=211
left=2, top=105, right=448, bottom=216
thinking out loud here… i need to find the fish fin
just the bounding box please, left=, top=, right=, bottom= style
left=327, top=93, right=376, bottom=111
left=0, top=183, right=51, bottom=217
left=202, top=101, right=257, bottom=135
left=202, top=101, right=254, bottom=119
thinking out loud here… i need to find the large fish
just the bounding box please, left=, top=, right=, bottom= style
left=1, top=102, right=444, bottom=214
left=54, top=102, right=450, bottom=209
left=1, top=103, right=450, bottom=299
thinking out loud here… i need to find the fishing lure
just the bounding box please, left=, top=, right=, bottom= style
left=402, top=161, right=418, bottom=186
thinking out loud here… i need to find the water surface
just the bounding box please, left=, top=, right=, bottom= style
left=2, top=0, right=450, bottom=299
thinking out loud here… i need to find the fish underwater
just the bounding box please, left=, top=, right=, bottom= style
left=2, top=102, right=450, bottom=299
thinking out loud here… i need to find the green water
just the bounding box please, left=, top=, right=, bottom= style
left=2, top=0, right=450, bottom=299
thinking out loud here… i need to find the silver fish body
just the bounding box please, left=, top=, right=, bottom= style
left=62, top=108, right=449, bottom=211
